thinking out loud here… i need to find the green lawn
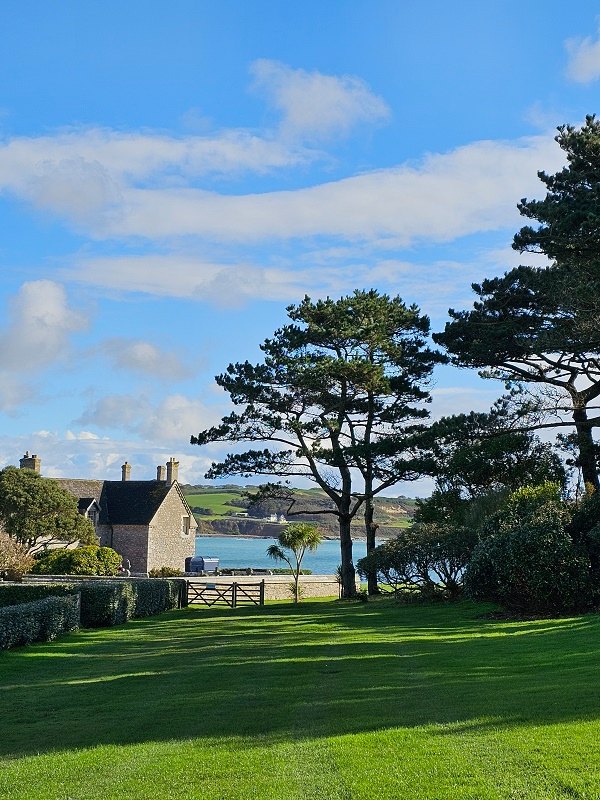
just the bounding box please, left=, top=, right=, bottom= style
left=2, top=598, right=600, bottom=799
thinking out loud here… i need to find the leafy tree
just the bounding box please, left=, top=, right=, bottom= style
left=423, top=404, right=566, bottom=499
left=434, top=265, right=600, bottom=491
left=191, top=290, right=444, bottom=597
left=0, top=466, right=96, bottom=553
left=266, top=522, right=322, bottom=603
left=436, top=118, right=600, bottom=493
left=514, top=115, right=600, bottom=269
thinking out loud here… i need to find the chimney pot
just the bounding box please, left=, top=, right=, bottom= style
left=121, top=462, right=131, bottom=481
left=157, top=465, right=166, bottom=481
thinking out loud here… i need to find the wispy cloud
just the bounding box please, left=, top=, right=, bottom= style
left=95, top=337, right=190, bottom=380
left=250, top=59, right=390, bottom=141
left=565, top=24, right=600, bottom=83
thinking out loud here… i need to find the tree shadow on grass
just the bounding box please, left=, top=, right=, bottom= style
left=1, top=599, right=600, bottom=758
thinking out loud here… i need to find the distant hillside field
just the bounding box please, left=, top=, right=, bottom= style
left=181, top=484, right=416, bottom=537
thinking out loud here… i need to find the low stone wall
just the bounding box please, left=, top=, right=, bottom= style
left=188, top=574, right=345, bottom=600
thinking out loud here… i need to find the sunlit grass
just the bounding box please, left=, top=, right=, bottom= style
left=1, top=598, right=600, bottom=798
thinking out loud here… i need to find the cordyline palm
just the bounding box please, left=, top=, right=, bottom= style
left=266, top=523, right=322, bottom=603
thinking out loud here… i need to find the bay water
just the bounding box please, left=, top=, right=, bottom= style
left=195, top=535, right=369, bottom=575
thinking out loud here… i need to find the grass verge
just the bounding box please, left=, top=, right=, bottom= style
left=1, top=598, right=600, bottom=799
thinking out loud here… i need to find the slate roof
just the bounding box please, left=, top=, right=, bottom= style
left=56, top=479, right=173, bottom=526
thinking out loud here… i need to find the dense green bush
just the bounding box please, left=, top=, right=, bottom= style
left=0, top=594, right=80, bottom=650
left=357, top=523, right=477, bottom=599
left=465, top=485, right=591, bottom=613
left=31, top=546, right=121, bottom=576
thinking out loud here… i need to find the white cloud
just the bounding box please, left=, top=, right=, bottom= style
left=96, top=337, right=189, bottom=380
left=90, top=134, right=563, bottom=242
left=0, top=281, right=86, bottom=374
left=0, top=429, right=214, bottom=483
left=77, top=392, right=221, bottom=446
left=566, top=25, right=600, bottom=83
left=251, top=59, right=390, bottom=141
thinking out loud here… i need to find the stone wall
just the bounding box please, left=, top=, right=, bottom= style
left=147, top=486, right=196, bottom=572
left=111, top=525, right=149, bottom=573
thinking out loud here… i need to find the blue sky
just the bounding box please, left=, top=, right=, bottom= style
left=0, top=1, right=599, bottom=492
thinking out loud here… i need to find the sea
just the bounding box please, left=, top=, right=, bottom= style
left=194, top=535, right=369, bottom=575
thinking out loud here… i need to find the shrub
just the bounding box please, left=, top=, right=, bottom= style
left=31, top=546, right=121, bottom=576
left=0, top=594, right=80, bottom=650
left=149, top=566, right=185, bottom=577
left=0, top=533, right=34, bottom=580
left=357, top=524, right=477, bottom=599
left=465, top=487, right=591, bottom=613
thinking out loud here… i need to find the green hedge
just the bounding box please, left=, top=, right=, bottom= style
left=32, top=546, right=121, bottom=576
left=0, top=583, right=76, bottom=608
left=0, top=578, right=187, bottom=628
left=0, top=594, right=80, bottom=650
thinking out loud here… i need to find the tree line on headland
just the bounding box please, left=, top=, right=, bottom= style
left=192, top=116, right=600, bottom=611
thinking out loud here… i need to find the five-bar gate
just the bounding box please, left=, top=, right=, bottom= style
left=187, top=580, right=265, bottom=608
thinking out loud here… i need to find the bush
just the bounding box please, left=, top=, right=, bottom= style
left=465, top=487, right=591, bottom=613
left=0, top=594, right=80, bottom=650
left=31, top=546, right=121, bottom=576
left=0, top=533, right=34, bottom=580
left=357, top=524, right=477, bottom=599
left=149, top=566, right=185, bottom=577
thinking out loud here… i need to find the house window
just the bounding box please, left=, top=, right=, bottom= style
left=181, top=516, right=190, bottom=536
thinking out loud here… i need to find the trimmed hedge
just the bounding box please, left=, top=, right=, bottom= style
left=0, top=578, right=187, bottom=628
left=0, top=583, right=76, bottom=608
left=0, top=594, right=80, bottom=650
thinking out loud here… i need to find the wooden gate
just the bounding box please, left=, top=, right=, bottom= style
left=187, top=580, right=265, bottom=608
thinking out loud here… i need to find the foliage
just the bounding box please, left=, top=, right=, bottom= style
left=77, top=579, right=186, bottom=627
left=0, top=532, right=34, bottom=580
left=0, top=582, right=76, bottom=608
left=0, top=593, right=80, bottom=650
left=149, top=566, right=185, bottom=577
left=0, top=466, right=96, bottom=553
left=422, top=405, right=566, bottom=499
left=192, top=290, right=444, bottom=597
left=266, top=522, right=322, bottom=603
left=0, top=578, right=186, bottom=628
left=514, top=115, right=600, bottom=267
left=31, top=546, right=121, bottom=576
left=357, top=523, right=477, bottom=599
left=465, top=485, right=591, bottom=613
left=435, top=118, right=600, bottom=492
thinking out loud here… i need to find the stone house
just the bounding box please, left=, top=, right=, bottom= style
left=19, top=453, right=196, bottom=573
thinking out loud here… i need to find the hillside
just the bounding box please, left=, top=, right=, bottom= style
left=181, top=484, right=417, bottom=539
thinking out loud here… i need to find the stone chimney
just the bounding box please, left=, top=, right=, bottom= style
left=20, top=452, right=41, bottom=473
left=166, top=457, right=179, bottom=487
left=156, top=465, right=166, bottom=481
left=121, top=461, right=131, bottom=481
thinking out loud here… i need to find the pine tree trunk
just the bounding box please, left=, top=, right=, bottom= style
left=339, top=515, right=356, bottom=598
left=573, top=406, right=599, bottom=493
left=364, top=496, right=379, bottom=595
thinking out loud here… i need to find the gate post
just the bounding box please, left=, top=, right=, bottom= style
left=232, top=582, right=237, bottom=608
left=260, top=580, right=265, bottom=606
